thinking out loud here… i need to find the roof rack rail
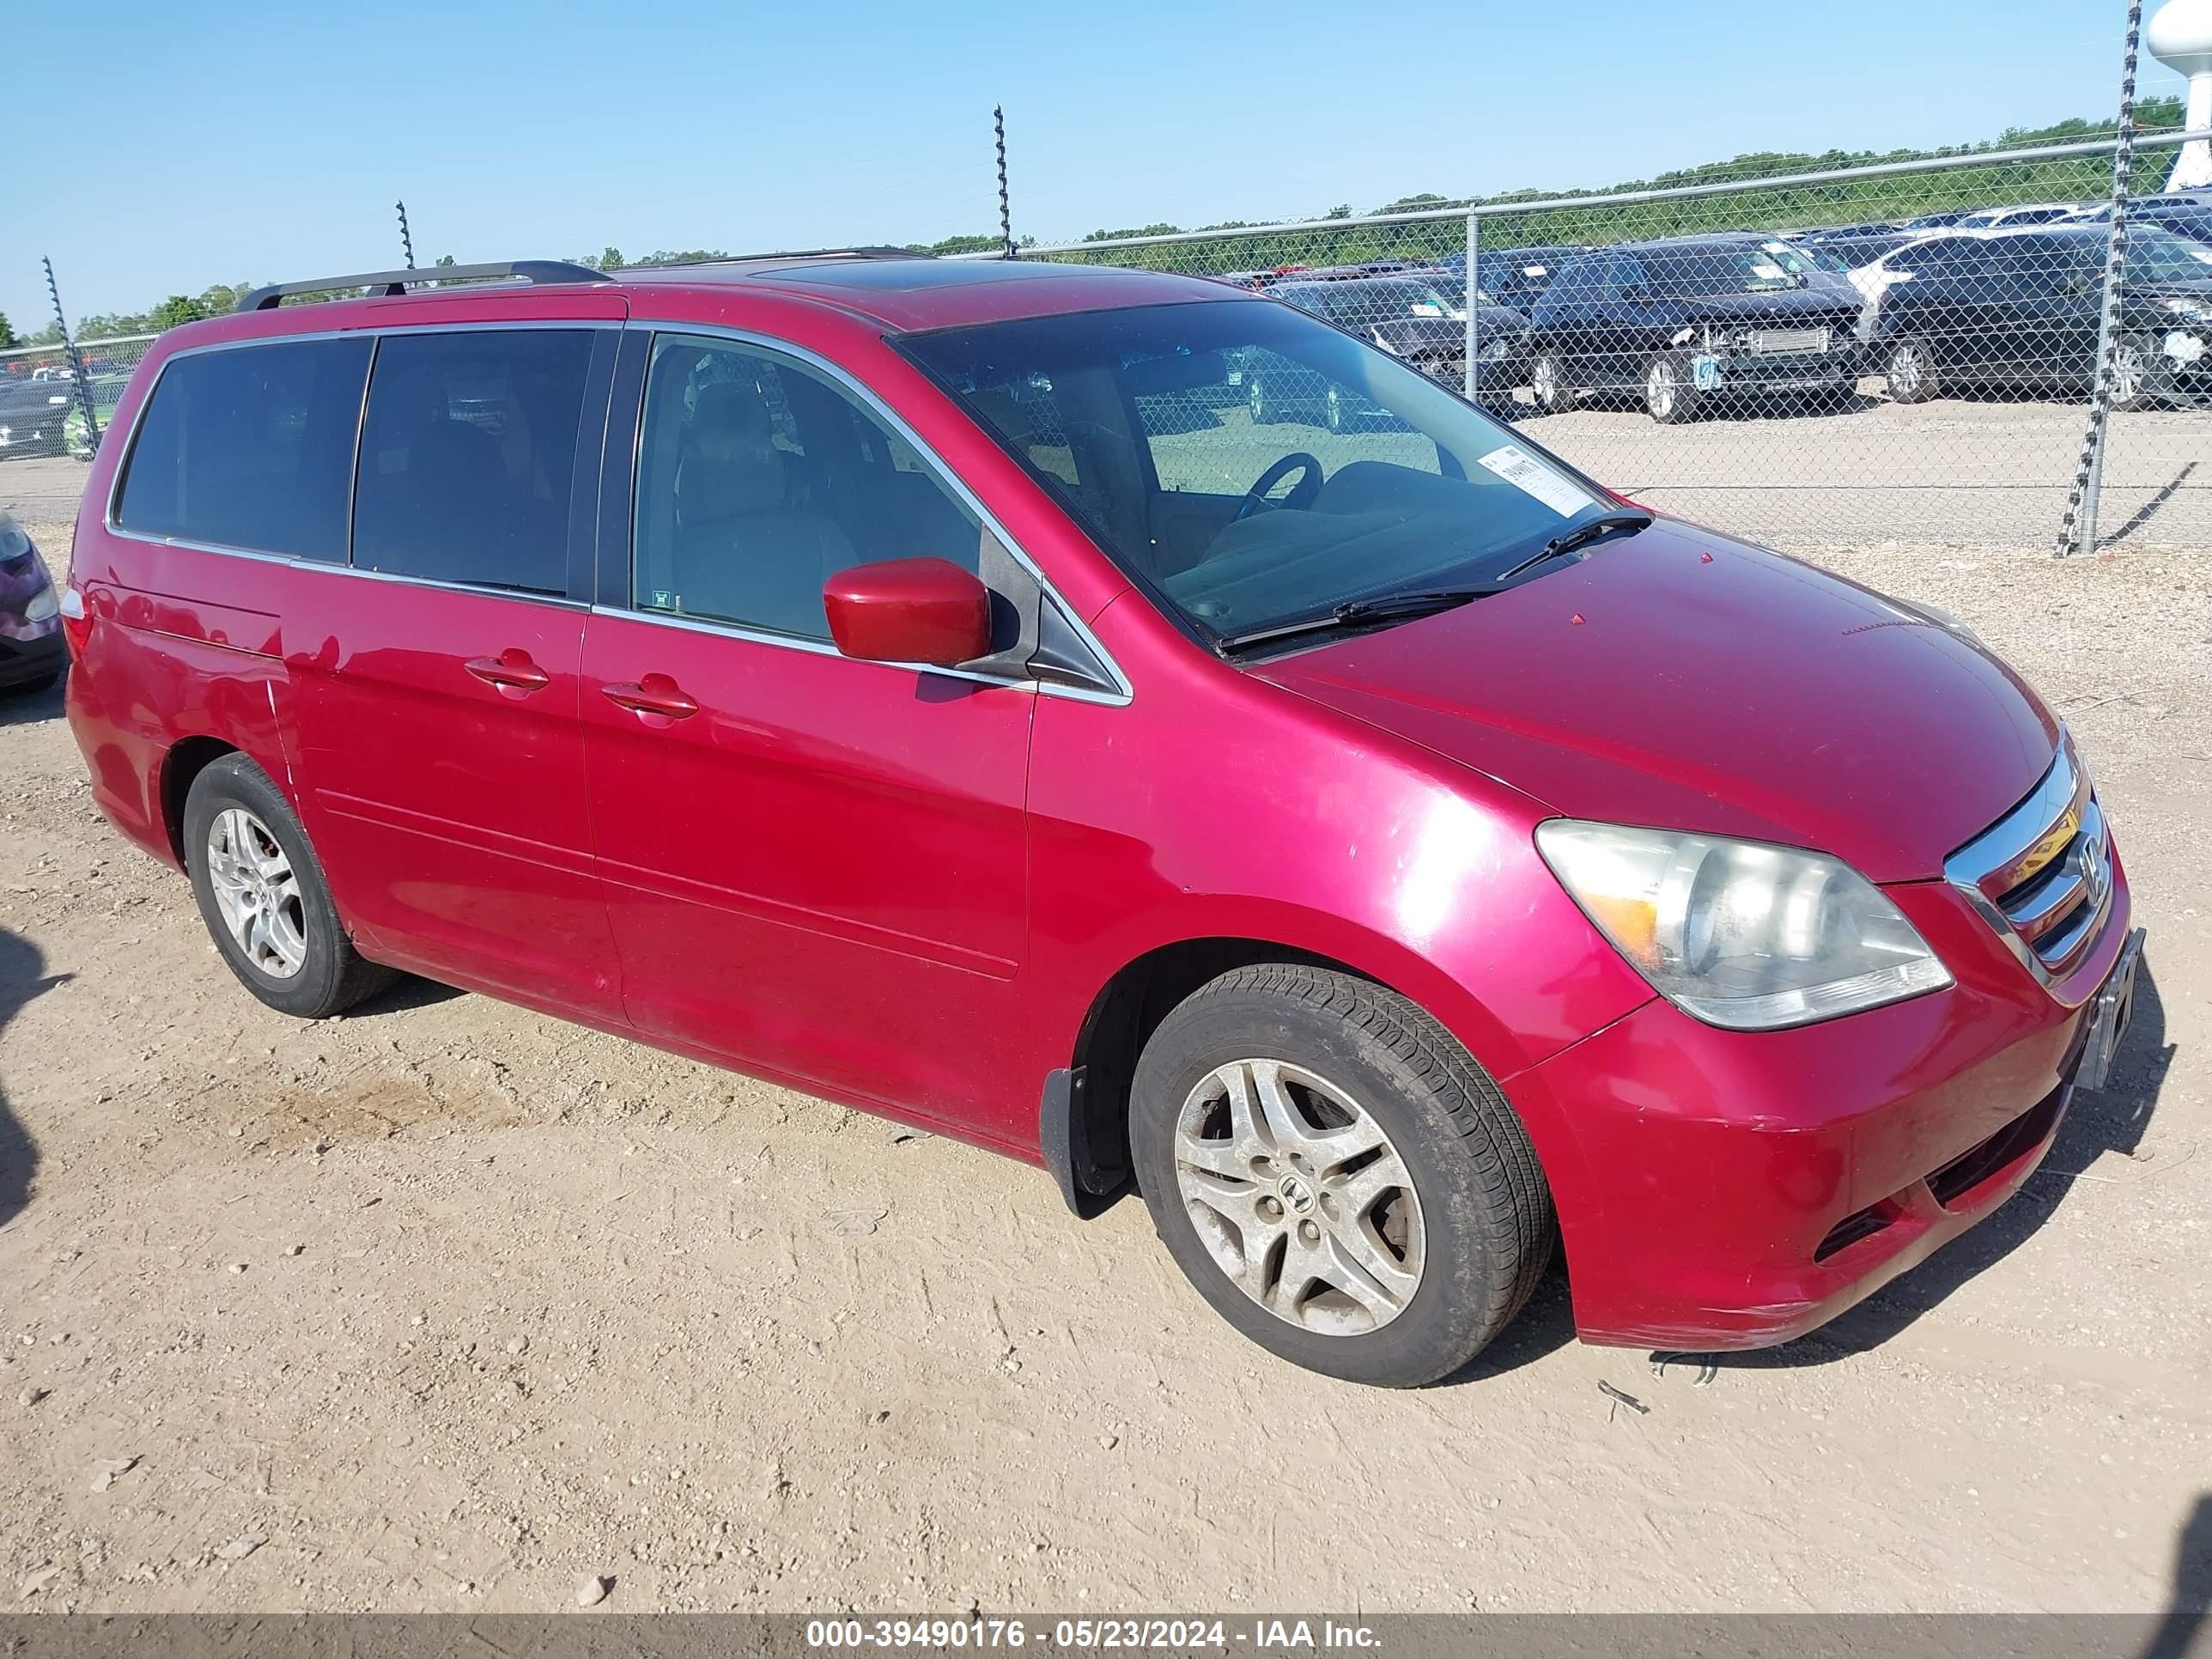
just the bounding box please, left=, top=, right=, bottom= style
left=237, top=260, right=614, bottom=313
left=620, top=246, right=921, bottom=271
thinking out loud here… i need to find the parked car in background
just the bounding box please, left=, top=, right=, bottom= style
left=64, top=253, right=2139, bottom=1387
left=1527, top=236, right=1863, bottom=422
left=1436, top=244, right=1586, bottom=310
left=0, top=372, right=76, bottom=459
left=2068, top=196, right=2212, bottom=246
left=1953, top=203, right=2084, bottom=231
left=1261, top=274, right=1527, bottom=417
left=1845, top=230, right=1986, bottom=338
left=1902, top=210, right=1972, bottom=230
left=1875, top=223, right=2212, bottom=405
left=0, top=509, right=65, bottom=692
left=1801, top=227, right=1923, bottom=270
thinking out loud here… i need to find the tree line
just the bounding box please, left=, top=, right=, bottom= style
left=7, top=97, right=2181, bottom=352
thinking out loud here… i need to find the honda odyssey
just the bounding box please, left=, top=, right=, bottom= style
left=64, top=253, right=2141, bottom=1386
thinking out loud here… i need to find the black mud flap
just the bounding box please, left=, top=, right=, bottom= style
left=1039, top=1066, right=1130, bottom=1219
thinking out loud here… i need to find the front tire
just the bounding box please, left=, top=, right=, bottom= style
left=1129, top=964, right=1553, bottom=1388
left=184, top=754, right=398, bottom=1018
left=2108, top=332, right=2167, bottom=410
left=1528, top=352, right=1568, bottom=414
left=1644, top=352, right=1699, bottom=423
left=1885, top=336, right=1936, bottom=404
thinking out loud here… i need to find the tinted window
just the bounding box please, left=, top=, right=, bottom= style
left=1638, top=246, right=1802, bottom=295
left=115, top=337, right=371, bottom=560
left=350, top=330, right=595, bottom=594
left=632, top=334, right=982, bottom=641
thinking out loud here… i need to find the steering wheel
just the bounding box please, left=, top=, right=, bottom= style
left=1235, top=453, right=1324, bottom=520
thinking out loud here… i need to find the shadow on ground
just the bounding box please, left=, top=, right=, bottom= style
left=0, top=927, right=67, bottom=1231
left=2146, top=1493, right=2211, bottom=1652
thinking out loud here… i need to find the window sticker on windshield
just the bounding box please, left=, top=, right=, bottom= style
left=1409, top=302, right=1444, bottom=318
left=1751, top=261, right=1788, bottom=280
left=1476, top=445, right=1589, bottom=518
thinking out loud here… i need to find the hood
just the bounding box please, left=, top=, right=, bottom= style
left=1253, top=520, right=2057, bottom=883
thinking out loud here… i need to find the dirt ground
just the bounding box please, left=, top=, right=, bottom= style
left=1, top=452, right=2207, bottom=1615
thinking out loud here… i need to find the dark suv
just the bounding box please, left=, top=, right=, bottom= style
left=1876, top=225, right=2212, bottom=406
left=1528, top=237, right=1864, bottom=422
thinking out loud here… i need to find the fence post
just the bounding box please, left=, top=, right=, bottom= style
left=1462, top=213, right=1480, bottom=404
left=42, top=257, right=100, bottom=458
left=2057, top=0, right=2144, bottom=557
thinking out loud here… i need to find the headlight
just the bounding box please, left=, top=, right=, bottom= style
left=1535, top=822, right=1952, bottom=1030
left=1370, top=329, right=1403, bottom=356
left=1481, top=337, right=1511, bottom=361
left=2162, top=297, right=2210, bottom=321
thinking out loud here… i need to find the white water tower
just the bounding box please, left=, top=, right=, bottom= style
left=2150, top=0, right=2212, bottom=188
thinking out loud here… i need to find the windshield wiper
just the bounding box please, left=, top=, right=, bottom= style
left=1218, top=588, right=1498, bottom=655
left=1490, top=509, right=1654, bottom=583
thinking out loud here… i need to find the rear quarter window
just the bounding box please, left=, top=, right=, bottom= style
left=113, top=337, right=373, bottom=561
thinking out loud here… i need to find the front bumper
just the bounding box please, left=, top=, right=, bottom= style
left=0, top=623, right=64, bottom=687
left=1507, top=851, right=2136, bottom=1351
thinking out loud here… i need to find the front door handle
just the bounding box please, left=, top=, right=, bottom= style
left=601, top=675, right=700, bottom=722
left=465, top=650, right=552, bottom=696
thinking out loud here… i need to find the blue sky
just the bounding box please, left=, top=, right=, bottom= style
left=5, top=0, right=2172, bottom=331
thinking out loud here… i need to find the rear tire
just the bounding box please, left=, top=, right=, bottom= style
left=1129, top=963, right=1553, bottom=1388
left=183, top=754, right=398, bottom=1019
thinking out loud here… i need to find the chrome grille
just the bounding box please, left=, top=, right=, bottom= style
left=1745, top=327, right=1831, bottom=357
left=1944, top=735, right=2113, bottom=998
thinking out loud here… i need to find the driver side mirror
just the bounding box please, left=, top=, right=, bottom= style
left=823, top=557, right=992, bottom=669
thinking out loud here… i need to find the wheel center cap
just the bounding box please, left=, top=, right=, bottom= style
left=1277, top=1174, right=1316, bottom=1215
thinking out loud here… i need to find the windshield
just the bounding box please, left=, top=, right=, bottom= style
left=1640, top=246, right=1806, bottom=295
left=897, top=300, right=1607, bottom=646
left=2125, top=226, right=2212, bottom=281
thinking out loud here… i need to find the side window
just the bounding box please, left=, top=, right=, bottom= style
left=114, top=337, right=371, bottom=561
left=632, top=334, right=983, bottom=641
left=350, top=329, right=595, bottom=595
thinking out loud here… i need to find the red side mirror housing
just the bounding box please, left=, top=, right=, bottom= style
left=823, top=557, right=993, bottom=669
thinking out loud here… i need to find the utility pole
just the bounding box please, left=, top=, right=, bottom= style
left=994, top=106, right=1015, bottom=261
left=42, top=257, right=100, bottom=457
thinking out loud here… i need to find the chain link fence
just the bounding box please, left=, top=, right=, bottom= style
left=0, top=332, right=156, bottom=465
left=988, top=129, right=2212, bottom=556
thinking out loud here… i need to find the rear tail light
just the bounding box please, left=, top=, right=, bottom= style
left=58, top=580, right=93, bottom=656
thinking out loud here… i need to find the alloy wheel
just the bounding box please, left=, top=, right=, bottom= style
left=1645, top=357, right=1678, bottom=420
left=205, top=807, right=308, bottom=979
left=1532, top=355, right=1560, bottom=411
left=2110, top=342, right=2147, bottom=407
left=1171, top=1058, right=1425, bottom=1336
left=1888, top=342, right=1923, bottom=399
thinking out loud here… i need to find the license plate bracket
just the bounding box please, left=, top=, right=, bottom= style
left=2073, top=927, right=2144, bottom=1093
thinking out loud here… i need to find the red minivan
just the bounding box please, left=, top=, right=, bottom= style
left=64, top=254, right=2141, bottom=1385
